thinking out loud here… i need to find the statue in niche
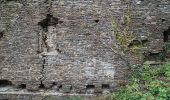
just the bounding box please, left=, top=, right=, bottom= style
left=38, top=14, right=60, bottom=55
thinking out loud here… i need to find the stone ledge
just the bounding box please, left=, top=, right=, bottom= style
left=0, top=92, right=96, bottom=100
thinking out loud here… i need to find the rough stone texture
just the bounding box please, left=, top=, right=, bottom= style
left=0, top=0, right=170, bottom=98
left=0, top=92, right=95, bottom=100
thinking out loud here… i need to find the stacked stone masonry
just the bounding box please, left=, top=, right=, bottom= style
left=0, top=0, right=170, bottom=97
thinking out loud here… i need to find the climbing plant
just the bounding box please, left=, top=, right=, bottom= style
left=112, top=6, right=136, bottom=52
left=112, top=5, right=151, bottom=64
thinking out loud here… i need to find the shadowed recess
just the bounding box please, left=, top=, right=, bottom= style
left=94, top=19, right=99, bottom=23
left=18, top=84, right=26, bottom=89
left=102, top=84, right=110, bottom=89
left=38, top=14, right=59, bottom=32
left=86, top=85, right=95, bottom=89
left=0, top=80, right=12, bottom=87
left=164, top=26, right=170, bottom=42
left=0, top=31, right=5, bottom=40
left=39, top=83, right=45, bottom=89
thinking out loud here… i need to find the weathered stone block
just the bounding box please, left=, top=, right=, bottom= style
left=62, top=85, right=72, bottom=93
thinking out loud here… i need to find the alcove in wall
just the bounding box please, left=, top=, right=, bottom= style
left=163, top=27, right=170, bottom=42
left=0, top=80, right=12, bottom=87
left=163, top=27, right=170, bottom=59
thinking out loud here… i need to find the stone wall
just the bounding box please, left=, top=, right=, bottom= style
left=0, top=0, right=170, bottom=96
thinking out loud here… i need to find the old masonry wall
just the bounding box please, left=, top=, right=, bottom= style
left=0, top=0, right=170, bottom=98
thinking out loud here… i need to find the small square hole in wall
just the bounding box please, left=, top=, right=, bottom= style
left=86, top=85, right=95, bottom=93
left=52, top=82, right=57, bottom=85
left=18, top=84, right=26, bottom=89
left=94, top=19, right=99, bottom=23
left=102, top=84, right=110, bottom=89
left=161, top=18, right=166, bottom=22
left=86, top=85, right=95, bottom=89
